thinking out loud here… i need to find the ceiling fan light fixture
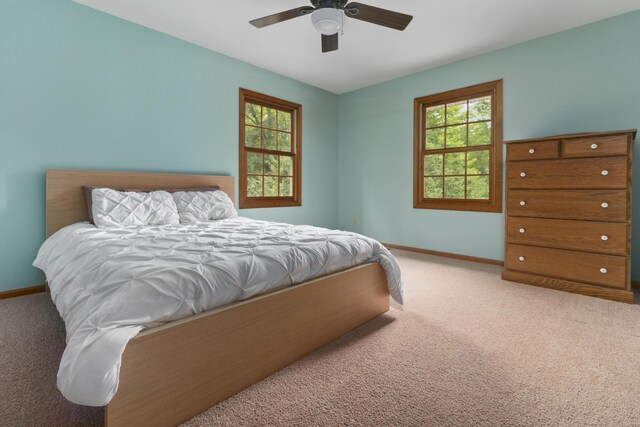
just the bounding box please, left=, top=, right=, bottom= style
left=311, top=8, right=343, bottom=35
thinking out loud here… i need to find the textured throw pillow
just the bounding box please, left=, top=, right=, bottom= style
left=82, top=185, right=220, bottom=223
left=172, top=190, right=238, bottom=224
left=91, top=188, right=180, bottom=228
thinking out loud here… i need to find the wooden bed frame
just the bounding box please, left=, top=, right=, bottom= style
left=45, top=169, right=391, bottom=427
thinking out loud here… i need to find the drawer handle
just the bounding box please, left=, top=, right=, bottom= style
left=601, top=170, right=609, bottom=176
left=518, top=256, right=525, bottom=262
left=528, top=148, right=536, bottom=154
left=519, top=228, right=526, bottom=234
left=601, top=235, right=609, bottom=241
left=591, top=143, right=598, bottom=150
left=600, top=268, right=608, bottom=274
left=601, top=202, right=609, bottom=209
left=519, top=201, right=526, bottom=206
left=520, top=172, right=526, bottom=178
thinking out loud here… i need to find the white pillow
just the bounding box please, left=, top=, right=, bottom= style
left=172, top=190, right=238, bottom=224
left=91, top=188, right=180, bottom=228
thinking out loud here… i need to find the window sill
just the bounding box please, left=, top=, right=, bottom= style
left=414, top=199, right=502, bottom=213
left=240, top=198, right=302, bottom=209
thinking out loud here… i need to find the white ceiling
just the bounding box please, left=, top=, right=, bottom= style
left=74, top=0, right=640, bottom=94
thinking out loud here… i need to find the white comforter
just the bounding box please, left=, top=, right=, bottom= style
left=33, top=217, right=403, bottom=407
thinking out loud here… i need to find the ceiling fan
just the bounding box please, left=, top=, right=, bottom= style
left=249, top=0, right=413, bottom=53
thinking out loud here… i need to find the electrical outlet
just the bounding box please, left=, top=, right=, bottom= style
left=352, top=216, right=359, bottom=225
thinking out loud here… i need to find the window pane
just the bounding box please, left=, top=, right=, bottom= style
left=245, top=126, right=260, bottom=148
left=424, top=177, right=443, bottom=198
left=413, top=81, right=501, bottom=212
left=262, top=129, right=277, bottom=150
left=264, top=154, right=278, bottom=175
left=467, top=175, right=490, bottom=199
left=247, top=176, right=263, bottom=197
left=423, top=154, right=443, bottom=176
left=446, top=101, right=467, bottom=125
left=444, top=152, right=465, bottom=175
left=425, top=105, right=445, bottom=128
left=446, top=124, right=467, bottom=148
left=278, top=132, right=292, bottom=152
left=444, top=176, right=465, bottom=199
left=280, top=155, right=292, bottom=176
left=279, top=177, right=292, bottom=197
left=245, top=103, right=261, bottom=126
left=468, top=122, right=491, bottom=146
left=467, top=150, right=490, bottom=174
left=247, top=152, right=263, bottom=174
left=425, top=128, right=445, bottom=150
left=263, top=107, right=277, bottom=129
left=278, top=111, right=292, bottom=131
left=264, top=176, right=278, bottom=197
left=240, top=91, right=302, bottom=209
left=469, top=96, right=491, bottom=122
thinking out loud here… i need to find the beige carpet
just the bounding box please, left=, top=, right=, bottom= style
left=1, top=249, right=640, bottom=426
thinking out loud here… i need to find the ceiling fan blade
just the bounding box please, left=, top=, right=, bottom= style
left=250, top=6, right=315, bottom=28
left=344, top=2, right=413, bottom=31
left=321, top=33, right=339, bottom=53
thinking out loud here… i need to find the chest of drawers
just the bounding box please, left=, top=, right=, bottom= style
left=502, top=130, right=637, bottom=303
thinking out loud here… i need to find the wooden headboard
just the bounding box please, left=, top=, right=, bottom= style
left=46, top=170, right=235, bottom=238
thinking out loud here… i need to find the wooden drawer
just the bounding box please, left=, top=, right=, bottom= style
left=562, top=135, right=629, bottom=158
left=507, top=217, right=628, bottom=256
left=505, top=244, right=626, bottom=289
left=507, top=140, right=559, bottom=161
left=508, top=189, right=628, bottom=221
left=507, top=157, right=628, bottom=189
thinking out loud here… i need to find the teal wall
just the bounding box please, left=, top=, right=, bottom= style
left=0, top=0, right=339, bottom=292
left=338, top=11, right=640, bottom=278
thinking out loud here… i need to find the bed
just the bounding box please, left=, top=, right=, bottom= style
left=40, top=169, right=400, bottom=427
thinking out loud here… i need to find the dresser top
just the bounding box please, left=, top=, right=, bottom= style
left=505, top=129, right=637, bottom=145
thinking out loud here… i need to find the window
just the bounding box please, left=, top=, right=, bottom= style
left=413, top=80, right=502, bottom=212
left=239, top=88, right=302, bottom=209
